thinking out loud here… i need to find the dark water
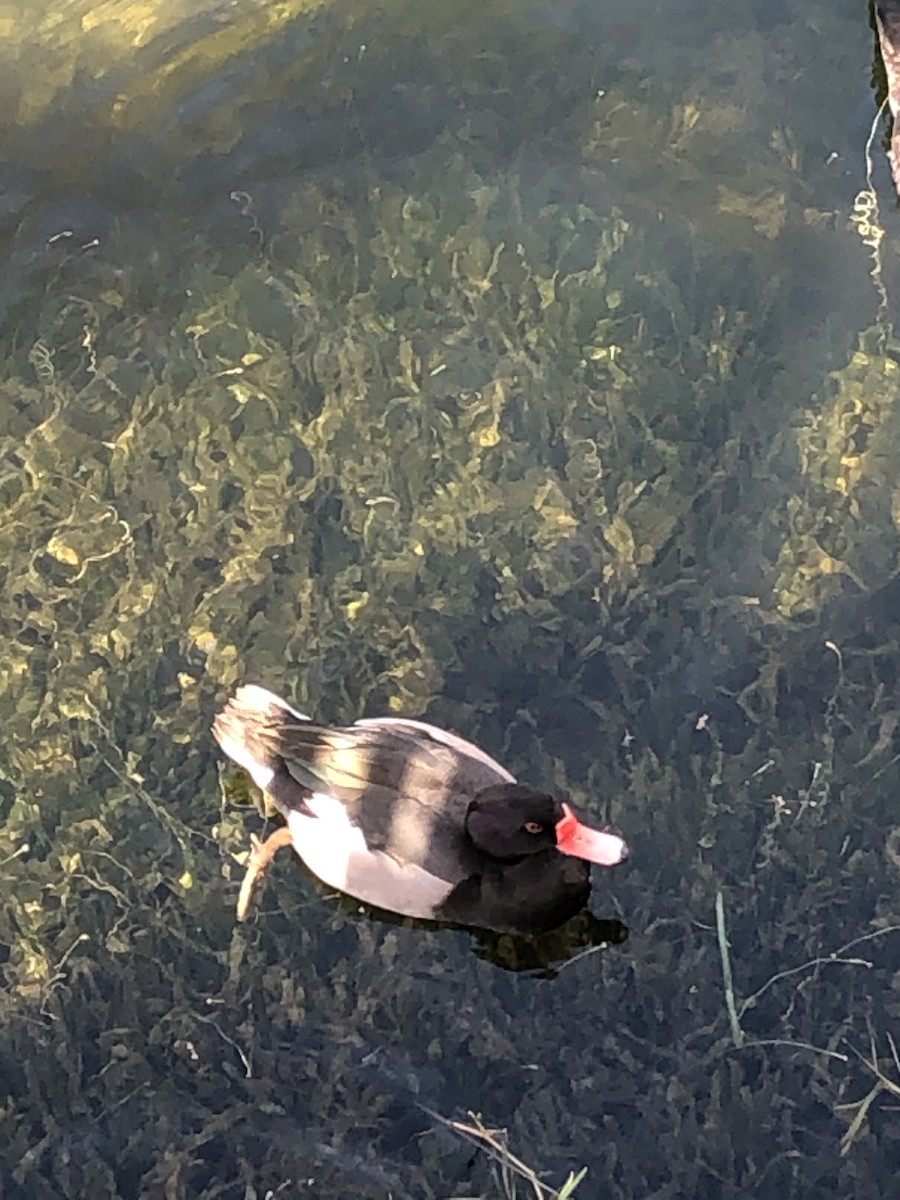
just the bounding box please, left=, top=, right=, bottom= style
left=2, top=0, right=900, bottom=1196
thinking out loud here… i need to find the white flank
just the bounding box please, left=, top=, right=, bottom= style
left=286, top=796, right=454, bottom=919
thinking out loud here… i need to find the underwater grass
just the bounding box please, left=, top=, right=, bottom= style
left=425, top=1106, right=588, bottom=1199
left=2, top=1, right=900, bottom=1197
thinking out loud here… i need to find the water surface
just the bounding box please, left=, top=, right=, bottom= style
left=2, top=1, right=900, bottom=1196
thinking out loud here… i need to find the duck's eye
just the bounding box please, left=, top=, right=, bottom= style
left=523, top=821, right=544, bottom=834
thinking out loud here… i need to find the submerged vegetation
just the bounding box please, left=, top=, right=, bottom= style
left=0, top=0, right=899, bottom=1196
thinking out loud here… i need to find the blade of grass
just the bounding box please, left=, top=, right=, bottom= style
left=715, top=887, right=744, bottom=1047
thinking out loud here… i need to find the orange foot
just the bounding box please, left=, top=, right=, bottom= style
left=236, top=826, right=294, bottom=921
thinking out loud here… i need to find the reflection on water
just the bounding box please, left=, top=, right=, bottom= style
left=2, top=0, right=900, bottom=1197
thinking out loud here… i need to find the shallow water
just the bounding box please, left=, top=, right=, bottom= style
left=2, top=0, right=900, bottom=1197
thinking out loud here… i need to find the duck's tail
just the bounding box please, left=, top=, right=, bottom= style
left=212, top=685, right=312, bottom=807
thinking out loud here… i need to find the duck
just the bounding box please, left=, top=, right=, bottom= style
left=212, top=685, right=628, bottom=935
